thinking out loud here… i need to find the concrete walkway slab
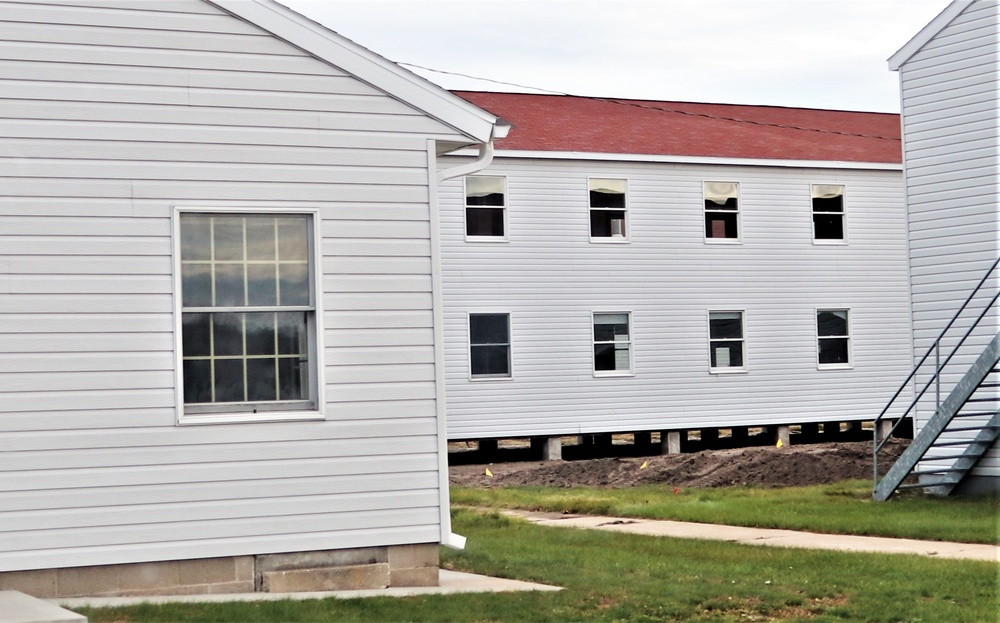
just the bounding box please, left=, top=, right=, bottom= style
left=501, top=510, right=999, bottom=562
left=51, top=570, right=560, bottom=610
left=0, top=591, right=87, bottom=623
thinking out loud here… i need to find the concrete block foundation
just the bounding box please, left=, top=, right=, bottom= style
left=0, top=544, right=440, bottom=599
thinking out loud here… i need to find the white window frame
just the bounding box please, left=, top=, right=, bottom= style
left=703, top=180, right=741, bottom=244
left=468, top=312, right=512, bottom=380
left=172, top=207, right=325, bottom=425
left=816, top=308, right=852, bottom=370
left=464, top=175, right=508, bottom=242
left=592, top=311, right=633, bottom=376
left=588, top=177, right=629, bottom=243
left=708, top=310, right=747, bottom=374
left=811, top=183, right=848, bottom=245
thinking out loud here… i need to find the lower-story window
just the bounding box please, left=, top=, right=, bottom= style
left=817, top=309, right=851, bottom=367
left=178, top=212, right=317, bottom=416
left=593, top=312, right=632, bottom=374
left=469, top=313, right=511, bottom=378
left=709, top=310, right=745, bottom=372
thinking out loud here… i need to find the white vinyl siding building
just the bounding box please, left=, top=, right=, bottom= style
left=440, top=146, right=914, bottom=441
left=0, top=0, right=500, bottom=593
left=890, top=0, right=999, bottom=490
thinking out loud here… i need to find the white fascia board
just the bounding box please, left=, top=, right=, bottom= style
left=888, top=0, right=976, bottom=71
left=447, top=149, right=903, bottom=171
left=207, top=0, right=499, bottom=143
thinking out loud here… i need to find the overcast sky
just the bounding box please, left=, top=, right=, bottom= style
left=277, top=0, right=951, bottom=113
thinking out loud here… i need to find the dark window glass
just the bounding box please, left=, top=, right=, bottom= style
left=214, top=359, right=245, bottom=403
left=179, top=214, right=313, bottom=411
left=818, top=310, right=849, bottom=365
left=466, top=207, right=505, bottom=237
left=589, top=179, right=627, bottom=239
left=470, top=313, right=510, bottom=377
left=590, top=210, right=626, bottom=238
left=593, top=313, right=630, bottom=372
left=812, top=185, right=845, bottom=241
left=819, top=338, right=849, bottom=364
left=704, top=182, right=739, bottom=239
left=183, top=359, right=212, bottom=404
left=709, top=311, right=744, bottom=369
left=705, top=212, right=738, bottom=239
left=466, top=176, right=505, bottom=237
left=181, top=313, right=211, bottom=358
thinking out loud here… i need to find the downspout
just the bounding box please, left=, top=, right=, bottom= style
left=429, top=137, right=499, bottom=550
left=436, top=139, right=495, bottom=184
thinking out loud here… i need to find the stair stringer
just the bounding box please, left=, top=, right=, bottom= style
left=873, top=331, right=1000, bottom=501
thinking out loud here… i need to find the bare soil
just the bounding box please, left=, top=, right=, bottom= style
left=449, top=440, right=909, bottom=489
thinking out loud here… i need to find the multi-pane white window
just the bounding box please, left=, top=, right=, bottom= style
left=179, top=213, right=316, bottom=415
left=593, top=312, right=632, bottom=374
left=704, top=181, right=740, bottom=241
left=812, top=184, right=846, bottom=242
left=589, top=178, right=627, bottom=240
left=817, top=309, right=851, bottom=367
left=465, top=175, right=507, bottom=239
left=709, top=311, right=745, bottom=371
left=469, top=313, right=511, bottom=378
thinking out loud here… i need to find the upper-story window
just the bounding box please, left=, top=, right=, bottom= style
left=812, top=184, right=846, bottom=242
left=179, top=212, right=318, bottom=419
left=589, top=178, right=627, bottom=241
left=704, top=181, right=740, bottom=241
left=465, top=175, right=506, bottom=239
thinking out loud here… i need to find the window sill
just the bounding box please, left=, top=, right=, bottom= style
left=589, top=238, right=630, bottom=244
left=178, top=410, right=325, bottom=425
left=704, top=238, right=742, bottom=244
left=818, top=364, right=853, bottom=371
left=812, top=239, right=847, bottom=246
left=465, top=236, right=509, bottom=243
left=470, top=375, right=513, bottom=382
left=709, top=367, right=748, bottom=375
left=594, top=371, right=635, bottom=378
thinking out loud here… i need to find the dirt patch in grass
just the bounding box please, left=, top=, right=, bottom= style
left=449, top=440, right=909, bottom=489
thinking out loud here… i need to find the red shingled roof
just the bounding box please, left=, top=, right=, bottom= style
left=454, top=91, right=902, bottom=164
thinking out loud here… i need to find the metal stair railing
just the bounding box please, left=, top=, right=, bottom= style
left=873, top=257, right=999, bottom=500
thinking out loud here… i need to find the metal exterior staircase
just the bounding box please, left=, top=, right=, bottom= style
left=873, top=257, right=999, bottom=501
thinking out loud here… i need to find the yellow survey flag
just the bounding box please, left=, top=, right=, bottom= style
left=640, top=461, right=648, bottom=470
left=485, top=468, right=493, bottom=477
left=776, top=439, right=784, bottom=448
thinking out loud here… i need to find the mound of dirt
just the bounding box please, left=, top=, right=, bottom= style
left=449, top=440, right=909, bottom=489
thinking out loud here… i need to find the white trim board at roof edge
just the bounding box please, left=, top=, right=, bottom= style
left=888, top=0, right=977, bottom=70
left=207, top=0, right=500, bottom=143
left=445, top=149, right=902, bottom=170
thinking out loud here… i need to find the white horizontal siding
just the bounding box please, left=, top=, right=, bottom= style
left=897, top=0, right=999, bottom=480
left=441, top=158, right=913, bottom=439
left=0, top=0, right=473, bottom=572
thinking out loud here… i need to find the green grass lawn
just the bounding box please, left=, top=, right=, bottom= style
left=452, top=480, right=1000, bottom=544
left=78, top=508, right=998, bottom=623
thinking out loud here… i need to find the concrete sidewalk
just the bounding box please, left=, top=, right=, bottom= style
left=500, top=509, right=999, bottom=562
left=50, top=570, right=560, bottom=611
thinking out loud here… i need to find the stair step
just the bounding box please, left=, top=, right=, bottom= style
left=952, top=410, right=997, bottom=418
left=896, top=479, right=961, bottom=491
left=932, top=439, right=991, bottom=447
left=942, top=425, right=1000, bottom=433
left=920, top=453, right=980, bottom=461
left=912, top=468, right=968, bottom=476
